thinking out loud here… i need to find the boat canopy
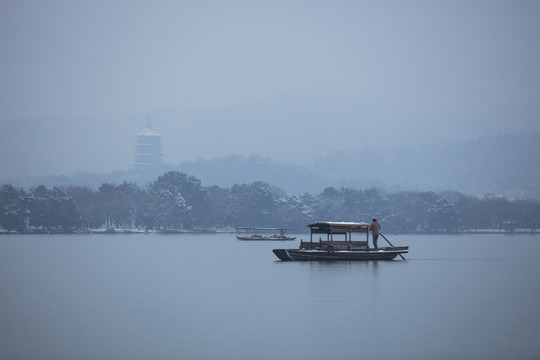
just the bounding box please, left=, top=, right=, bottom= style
left=307, top=221, right=370, bottom=242
left=308, top=221, right=370, bottom=235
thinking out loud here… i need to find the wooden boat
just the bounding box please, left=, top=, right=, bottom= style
left=272, top=221, right=408, bottom=261
left=236, top=227, right=296, bottom=241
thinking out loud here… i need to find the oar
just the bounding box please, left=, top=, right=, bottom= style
left=380, top=233, right=406, bottom=260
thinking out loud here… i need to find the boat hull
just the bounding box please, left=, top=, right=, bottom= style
left=272, top=248, right=407, bottom=261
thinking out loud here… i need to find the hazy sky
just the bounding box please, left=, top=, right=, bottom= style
left=1, top=0, right=539, bottom=178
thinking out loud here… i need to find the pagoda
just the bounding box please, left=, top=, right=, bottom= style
left=134, top=125, right=163, bottom=170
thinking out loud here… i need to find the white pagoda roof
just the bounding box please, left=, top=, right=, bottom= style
left=137, top=127, right=161, bottom=136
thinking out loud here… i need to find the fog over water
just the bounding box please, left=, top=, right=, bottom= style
left=1, top=1, right=539, bottom=180
left=2, top=3, right=540, bottom=359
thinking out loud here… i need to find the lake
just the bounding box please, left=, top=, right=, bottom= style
left=1, top=233, right=539, bottom=360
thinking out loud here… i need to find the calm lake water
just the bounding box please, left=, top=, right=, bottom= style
left=1, top=233, right=540, bottom=360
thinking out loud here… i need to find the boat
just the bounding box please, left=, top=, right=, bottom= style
left=272, top=221, right=408, bottom=261
left=236, top=227, right=296, bottom=241
left=236, top=234, right=296, bottom=241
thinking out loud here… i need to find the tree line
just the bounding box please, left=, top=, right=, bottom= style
left=1, top=171, right=539, bottom=233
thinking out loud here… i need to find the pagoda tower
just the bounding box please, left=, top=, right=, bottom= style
left=134, top=124, right=163, bottom=170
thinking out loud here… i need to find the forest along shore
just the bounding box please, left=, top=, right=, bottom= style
left=1, top=171, right=539, bottom=234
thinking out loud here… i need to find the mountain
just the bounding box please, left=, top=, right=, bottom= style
left=3, top=133, right=539, bottom=199
left=174, top=155, right=384, bottom=195
left=308, top=132, right=540, bottom=198
left=176, top=133, right=540, bottom=198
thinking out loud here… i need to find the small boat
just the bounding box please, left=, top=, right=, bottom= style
left=273, top=221, right=408, bottom=261
left=236, top=227, right=296, bottom=241
left=236, top=234, right=296, bottom=241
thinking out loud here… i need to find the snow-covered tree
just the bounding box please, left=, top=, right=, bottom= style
left=0, top=184, right=29, bottom=232
left=27, top=185, right=78, bottom=230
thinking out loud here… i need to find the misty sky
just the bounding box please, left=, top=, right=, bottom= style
left=1, top=0, right=539, bottom=179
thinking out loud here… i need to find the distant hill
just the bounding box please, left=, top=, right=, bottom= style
left=174, top=155, right=383, bottom=195
left=3, top=133, right=539, bottom=199
left=175, top=133, right=540, bottom=199
left=162, top=132, right=540, bottom=199
left=309, top=132, right=540, bottom=199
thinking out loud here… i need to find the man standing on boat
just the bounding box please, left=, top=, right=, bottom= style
left=369, top=217, right=381, bottom=250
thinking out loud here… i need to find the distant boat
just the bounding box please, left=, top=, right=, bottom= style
left=273, top=221, right=408, bottom=261
left=235, top=227, right=296, bottom=241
